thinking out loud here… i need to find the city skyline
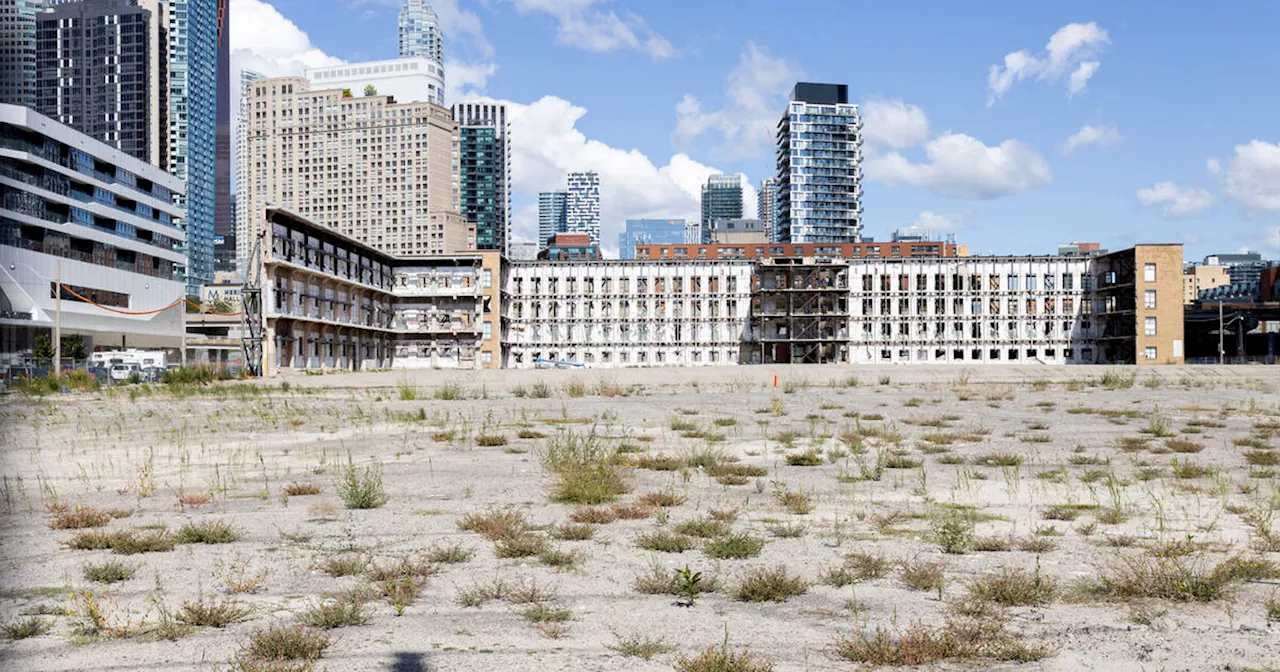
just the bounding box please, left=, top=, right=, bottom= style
left=225, top=0, right=1280, bottom=260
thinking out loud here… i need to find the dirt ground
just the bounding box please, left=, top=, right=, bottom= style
left=0, top=364, right=1278, bottom=671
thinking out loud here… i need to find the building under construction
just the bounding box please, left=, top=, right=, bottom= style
left=751, top=258, right=850, bottom=364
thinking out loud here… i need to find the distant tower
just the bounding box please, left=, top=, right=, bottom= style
left=775, top=82, right=863, bottom=243
left=452, top=102, right=510, bottom=255
left=399, top=0, right=443, bottom=65
left=757, top=177, right=777, bottom=243
left=0, top=0, right=49, bottom=107
left=566, top=171, right=601, bottom=246
left=234, top=69, right=264, bottom=270
left=538, top=192, right=568, bottom=248
left=700, top=173, right=743, bottom=244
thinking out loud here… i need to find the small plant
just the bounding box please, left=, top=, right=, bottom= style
left=335, top=453, right=389, bottom=509
left=568, top=506, right=618, bottom=524
left=774, top=488, right=814, bottom=515
left=175, top=520, right=240, bottom=544
left=476, top=433, right=509, bottom=447
left=68, top=530, right=175, bottom=555
left=539, top=430, right=630, bottom=505
left=50, top=505, right=112, bottom=530
left=425, top=541, right=472, bottom=564
left=636, top=491, right=687, bottom=508
left=636, top=530, right=696, bottom=553
left=83, top=560, right=135, bottom=584
left=674, top=565, right=704, bottom=607
left=550, top=522, right=596, bottom=541
left=458, top=508, right=528, bottom=541
left=676, top=640, right=774, bottom=672
left=494, top=533, right=551, bottom=558
left=785, top=450, right=824, bottom=466
left=608, top=631, right=676, bottom=659
left=565, top=379, right=587, bottom=398
left=674, top=517, right=730, bottom=539
left=2, top=616, right=52, bottom=640
left=282, top=483, right=323, bottom=496
left=178, top=492, right=213, bottom=507
left=900, top=558, right=947, bottom=593
left=319, top=554, right=367, bottom=577
left=703, top=533, right=765, bottom=560
left=528, top=382, right=552, bottom=398
left=967, top=564, right=1057, bottom=606
left=174, top=598, right=253, bottom=627
left=298, top=598, right=368, bottom=628
left=237, top=624, right=332, bottom=664
left=732, top=565, right=808, bottom=602
left=934, top=508, right=975, bottom=554
left=764, top=521, right=806, bottom=538
left=973, top=453, right=1022, bottom=467
left=433, top=382, right=462, bottom=400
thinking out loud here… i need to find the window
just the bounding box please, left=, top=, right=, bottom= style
left=1144, top=263, right=1156, bottom=282
left=1144, top=346, right=1158, bottom=360
left=1144, top=317, right=1157, bottom=336
left=1144, top=290, right=1156, bottom=309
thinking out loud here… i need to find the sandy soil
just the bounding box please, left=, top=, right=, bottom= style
left=0, top=364, right=1278, bottom=671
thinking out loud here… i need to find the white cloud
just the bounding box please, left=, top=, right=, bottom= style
left=445, top=61, right=499, bottom=103
left=861, top=98, right=930, bottom=149
left=504, top=0, right=674, bottom=59
left=1205, top=157, right=1222, bottom=174
left=492, top=95, right=738, bottom=251
left=1136, top=181, right=1214, bottom=217
left=987, top=22, right=1109, bottom=104
left=865, top=133, right=1053, bottom=199
left=231, top=0, right=344, bottom=77
left=1219, top=140, right=1280, bottom=213
left=1061, top=124, right=1121, bottom=155
left=1177, top=231, right=1203, bottom=246
left=909, top=210, right=972, bottom=232
left=672, top=42, right=801, bottom=159
left=1263, top=225, right=1280, bottom=253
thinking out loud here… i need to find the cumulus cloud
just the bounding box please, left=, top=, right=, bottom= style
left=861, top=98, right=930, bottom=149
left=1136, top=181, right=1213, bottom=217
left=504, top=0, right=674, bottom=59
left=1061, top=124, right=1122, bottom=155
left=445, top=61, right=499, bottom=103
left=1218, top=140, right=1280, bottom=213
left=1263, top=225, right=1280, bottom=253
left=672, top=41, right=801, bottom=159
left=910, top=210, right=972, bottom=232
left=494, top=95, right=744, bottom=251
left=987, top=22, right=1109, bottom=104
left=231, top=0, right=343, bottom=77
left=865, top=133, right=1053, bottom=199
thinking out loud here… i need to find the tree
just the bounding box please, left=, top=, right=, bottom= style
left=341, top=88, right=352, bottom=98
left=363, top=84, right=377, bottom=96
left=62, top=333, right=86, bottom=360
left=32, top=333, right=53, bottom=361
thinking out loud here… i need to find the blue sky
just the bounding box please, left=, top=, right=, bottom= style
left=231, top=0, right=1280, bottom=258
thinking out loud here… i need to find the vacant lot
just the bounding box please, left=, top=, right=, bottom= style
left=1, top=365, right=1278, bottom=671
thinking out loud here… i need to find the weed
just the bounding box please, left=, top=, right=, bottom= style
left=676, top=638, right=774, bottom=672
left=175, top=520, right=239, bottom=544
left=494, top=534, right=551, bottom=558
left=238, top=625, right=331, bottom=663
left=703, top=533, right=765, bottom=560
left=175, top=599, right=253, bottom=627
left=83, top=560, right=135, bottom=584
left=775, top=488, right=814, bottom=515
left=458, top=508, right=527, bottom=541
left=319, top=554, right=367, bottom=577
left=1, top=616, right=52, bottom=640
left=433, top=382, right=462, bottom=400
left=785, top=450, right=824, bottom=466
left=733, top=566, right=808, bottom=602
left=299, top=598, right=368, bottom=629
left=934, top=508, right=975, bottom=554
left=764, top=522, right=806, bottom=538
left=425, top=542, right=472, bottom=564
left=568, top=506, right=618, bottom=524
left=900, top=559, right=947, bottom=593
left=550, top=522, right=596, bottom=541
left=537, top=547, right=582, bottom=570
left=974, top=453, right=1022, bottom=467
left=674, top=517, right=731, bottom=539
left=539, top=430, right=630, bottom=505
left=528, top=382, right=552, bottom=398
left=476, top=434, right=509, bottom=447
left=334, top=454, right=388, bottom=509
left=636, top=491, right=687, bottom=508
left=636, top=530, right=696, bottom=553
left=518, top=429, right=548, bottom=440
left=1244, top=450, right=1279, bottom=466
left=608, top=631, right=675, bottom=660
left=68, top=530, right=175, bottom=555
left=968, top=565, right=1057, bottom=606
left=1165, top=438, right=1204, bottom=454
left=282, top=483, right=322, bottom=497
left=50, top=505, right=112, bottom=530
left=1171, top=459, right=1214, bottom=479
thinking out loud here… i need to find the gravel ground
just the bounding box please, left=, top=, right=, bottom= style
left=0, top=364, right=1277, bottom=671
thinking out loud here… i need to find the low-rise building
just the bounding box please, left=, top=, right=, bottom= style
left=710, top=218, right=766, bottom=245
left=636, top=241, right=967, bottom=261
left=537, top=233, right=601, bottom=262
left=1184, top=264, right=1230, bottom=304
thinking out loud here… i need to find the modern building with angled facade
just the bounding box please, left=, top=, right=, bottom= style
left=0, top=104, right=187, bottom=356
left=452, top=102, right=509, bottom=254
left=700, top=173, right=742, bottom=244
left=775, top=82, right=863, bottom=244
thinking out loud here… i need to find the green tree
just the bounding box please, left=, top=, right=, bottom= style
left=363, top=84, right=377, bottom=96
left=62, top=333, right=86, bottom=360
left=32, top=333, right=53, bottom=361
left=341, top=88, right=352, bottom=98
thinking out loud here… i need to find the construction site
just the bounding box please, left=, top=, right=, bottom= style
left=751, top=258, right=851, bottom=364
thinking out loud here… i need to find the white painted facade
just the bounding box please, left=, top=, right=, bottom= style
left=306, top=57, right=445, bottom=106
left=847, top=257, right=1097, bottom=365
left=504, top=261, right=754, bottom=368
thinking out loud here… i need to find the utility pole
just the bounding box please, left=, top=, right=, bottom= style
left=53, top=259, right=61, bottom=377
left=1218, top=301, right=1224, bottom=366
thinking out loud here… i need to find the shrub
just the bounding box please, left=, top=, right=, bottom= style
left=674, top=517, right=730, bottom=539
left=175, top=599, right=253, bottom=627
left=834, top=617, right=1016, bottom=665
left=298, top=598, right=368, bottom=629
left=433, top=382, right=462, bottom=400
left=967, top=566, right=1057, bottom=606
left=611, top=503, right=656, bottom=520
left=974, top=453, right=1022, bottom=467
left=565, top=379, right=587, bottom=398
left=68, top=530, right=175, bottom=554
left=703, top=533, right=765, bottom=560
left=518, top=429, right=548, bottom=440
left=50, top=505, right=112, bottom=530
left=335, top=454, right=389, bottom=509
left=733, top=566, right=808, bottom=602
left=476, top=434, right=509, bottom=447
left=319, top=554, right=367, bottom=577
left=521, top=603, right=572, bottom=623
left=83, top=560, right=135, bottom=584
left=537, top=547, right=583, bottom=569
left=425, top=542, right=472, bottom=564
left=282, top=483, right=323, bottom=496
left=785, top=450, right=824, bottom=467
left=1164, top=439, right=1204, bottom=454
left=934, top=508, right=975, bottom=554
left=550, top=522, right=596, bottom=541
left=1244, top=450, right=1279, bottom=467
left=494, top=534, right=550, bottom=558
left=900, top=559, right=947, bottom=593
left=676, top=641, right=774, bottom=672
left=607, top=631, right=675, bottom=660
left=528, top=382, right=552, bottom=398
left=775, top=489, right=814, bottom=515
left=636, top=530, right=696, bottom=553
left=2, top=617, right=52, bottom=640
left=175, top=520, right=239, bottom=545
left=539, top=431, right=630, bottom=505
left=457, top=508, right=527, bottom=541
left=568, top=506, right=617, bottom=524
left=1094, top=554, right=1276, bottom=601
left=764, top=522, right=806, bottom=538
left=636, top=491, right=686, bottom=508
left=239, top=625, right=331, bottom=663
